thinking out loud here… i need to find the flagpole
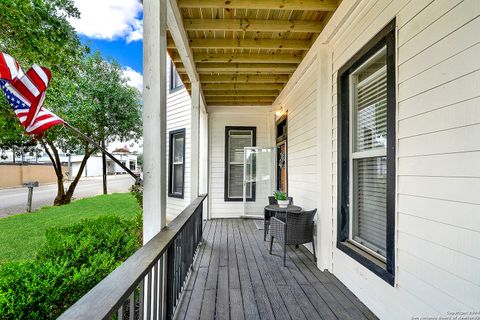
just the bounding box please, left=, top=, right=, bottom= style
left=63, top=122, right=141, bottom=184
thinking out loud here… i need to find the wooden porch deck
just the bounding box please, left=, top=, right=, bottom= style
left=174, top=219, right=378, bottom=320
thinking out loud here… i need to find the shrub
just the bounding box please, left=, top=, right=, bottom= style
left=129, top=183, right=143, bottom=209
left=0, top=216, right=141, bottom=320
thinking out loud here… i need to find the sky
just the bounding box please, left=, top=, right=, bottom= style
left=68, top=0, right=144, bottom=93
left=66, top=0, right=144, bottom=152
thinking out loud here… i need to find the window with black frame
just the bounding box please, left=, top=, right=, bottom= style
left=169, top=60, right=183, bottom=92
left=168, top=129, right=185, bottom=198
left=337, top=20, right=396, bottom=285
left=224, top=127, right=256, bottom=202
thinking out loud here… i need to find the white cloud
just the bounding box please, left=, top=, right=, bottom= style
left=123, top=67, right=143, bottom=92
left=69, top=0, right=143, bottom=41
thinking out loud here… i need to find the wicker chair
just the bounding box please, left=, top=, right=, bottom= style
left=269, top=209, right=317, bottom=266
left=264, top=196, right=293, bottom=241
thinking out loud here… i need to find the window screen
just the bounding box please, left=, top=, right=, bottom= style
left=169, top=129, right=185, bottom=198
left=225, top=127, right=256, bottom=201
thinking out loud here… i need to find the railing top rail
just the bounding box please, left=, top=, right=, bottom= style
left=58, top=194, right=208, bottom=320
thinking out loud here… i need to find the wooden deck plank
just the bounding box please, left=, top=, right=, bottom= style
left=232, top=219, right=259, bottom=320
left=227, top=219, right=241, bottom=289
left=215, top=266, right=230, bottom=320
left=245, top=218, right=324, bottom=320
left=286, top=248, right=356, bottom=320
left=239, top=221, right=290, bottom=320
left=293, top=248, right=369, bottom=320
left=176, top=219, right=378, bottom=320
left=182, top=220, right=217, bottom=320
left=175, top=220, right=213, bottom=320
left=237, top=221, right=276, bottom=320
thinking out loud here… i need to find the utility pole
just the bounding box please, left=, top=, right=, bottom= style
left=102, top=139, right=107, bottom=194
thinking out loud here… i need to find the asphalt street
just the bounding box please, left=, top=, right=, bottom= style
left=0, top=175, right=135, bottom=218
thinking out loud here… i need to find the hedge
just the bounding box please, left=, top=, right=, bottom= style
left=0, top=214, right=142, bottom=320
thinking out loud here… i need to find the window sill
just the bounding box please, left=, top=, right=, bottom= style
left=224, top=197, right=256, bottom=202
left=337, top=241, right=394, bottom=286
left=168, top=193, right=184, bottom=199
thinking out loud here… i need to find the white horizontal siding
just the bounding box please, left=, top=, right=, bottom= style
left=166, top=57, right=192, bottom=220
left=208, top=107, right=273, bottom=218
left=324, top=0, right=480, bottom=318
left=282, top=64, right=319, bottom=211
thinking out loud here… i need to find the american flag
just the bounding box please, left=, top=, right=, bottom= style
left=0, top=52, right=64, bottom=135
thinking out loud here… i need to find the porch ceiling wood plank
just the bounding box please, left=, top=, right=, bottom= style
left=183, top=18, right=323, bottom=33
left=207, top=102, right=273, bottom=106
left=206, top=98, right=275, bottom=104
left=177, top=38, right=312, bottom=50
left=190, top=63, right=298, bottom=73
left=199, top=74, right=290, bottom=83
left=200, top=83, right=284, bottom=91
left=203, top=90, right=281, bottom=96
left=177, top=0, right=338, bottom=11
left=171, top=52, right=303, bottom=64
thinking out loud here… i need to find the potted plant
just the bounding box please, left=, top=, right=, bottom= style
left=274, top=190, right=289, bottom=208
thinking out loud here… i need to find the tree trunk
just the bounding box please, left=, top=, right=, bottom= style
left=41, top=140, right=65, bottom=204
left=102, top=139, right=107, bottom=194
left=61, top=148, right=91, bottom=204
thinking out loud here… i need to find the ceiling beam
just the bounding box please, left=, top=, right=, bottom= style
left=200, top=83, right=284, bottom=91
left=177, top=0, right=338, bottom=11
left=177, top=63, right=298, bottom=74
left=203, top=90, right=280, bottom=96
left=184, top=18, right=323, bottom=33
left=171, top=38, right=311, bottom=50
left=199, top=74, right=290, bottom=83
left=207, top=102, right=273, bottom=106
left=171, top=52, right=302, bottom=64
left=206, top=96, right=275, bottom=102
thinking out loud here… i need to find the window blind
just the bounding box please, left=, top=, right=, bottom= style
left=351, top=49, right=388, bottom=258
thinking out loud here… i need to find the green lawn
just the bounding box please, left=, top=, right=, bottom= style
left=0, top=193, right=141, bottom=264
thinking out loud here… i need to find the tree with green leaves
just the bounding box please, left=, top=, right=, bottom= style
left=41, top=53, right=142, bottom=205
left=0, top=0, right=84, bottom=160
left=0, top=0, right=143, bottom=205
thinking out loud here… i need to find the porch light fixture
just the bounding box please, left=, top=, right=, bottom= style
left=275, top=109, right=284, bottom=117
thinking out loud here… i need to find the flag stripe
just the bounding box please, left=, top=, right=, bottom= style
left=32, top=64, right=50, bottom=87
left=20, top=73, right=41, bottom=96
left=10, top=78, right=36, bottom=102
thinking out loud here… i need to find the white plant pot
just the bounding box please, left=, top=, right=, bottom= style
left=278, top=200, right=289, bottom=208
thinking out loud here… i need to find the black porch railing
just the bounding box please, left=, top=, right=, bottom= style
left=58, top=194, right=207, bottom=320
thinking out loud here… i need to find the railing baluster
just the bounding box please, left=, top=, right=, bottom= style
left=159, top=256, right=164, bottom=320
left=129, top=291, right=135, bottom=320
left=118, top=303, right=124, bottom=320
left=146, top=270, right=152, bottom=320
left=139, top=279, right=145, bottom=320
left=153, top=261, right=158, bottom=320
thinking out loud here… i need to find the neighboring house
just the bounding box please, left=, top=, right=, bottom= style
left=106, top=148, right=139, bottom=176
left=2, top=149, right=139, bottom=179
left=61, top=1, right=480, bottom=320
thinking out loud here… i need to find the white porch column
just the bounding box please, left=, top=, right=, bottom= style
left=143, top=0, right=167, bottom=243
left=316, top=43, right=334, bottom=271
left=190, top=81, right=200, bottom=201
